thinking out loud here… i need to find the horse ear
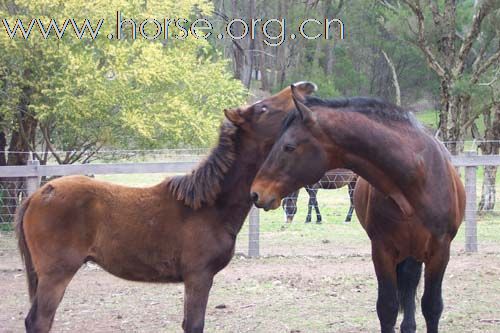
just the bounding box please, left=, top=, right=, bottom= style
left=292, top=92, right=314, bottom=124
left=224, top=108, right=246, bottom=125
left=291, top=81, right=317, bottom=101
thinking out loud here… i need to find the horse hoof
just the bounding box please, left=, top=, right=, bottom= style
left=316, top=221, right=322, bottom=224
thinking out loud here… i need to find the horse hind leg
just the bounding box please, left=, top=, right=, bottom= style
left=397, top=257, right=423, bottom=333
left=25, top=266, right=79, bottom=333
left=312, top=189, right=322, bottom=224
left=305, top=187, right=321, bottom=223
left=344, top=180, right=356, bottom=223
left=282, top=190, right=299, bottom=223
left=305, top=189, right=313, bottom=223
left=422, top=245, right=450, bottom=333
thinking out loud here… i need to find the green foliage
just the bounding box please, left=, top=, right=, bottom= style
left=0, top=0, right=245, bottom=155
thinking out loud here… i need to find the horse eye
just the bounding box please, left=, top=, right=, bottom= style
left=283, top=144, right=296, bottom=152
left=255, top=104, right=267, bottom=113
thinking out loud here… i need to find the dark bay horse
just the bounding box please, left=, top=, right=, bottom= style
left=251, top=86, right=465, bottom=333
left=282, top=169, right=357, bottom=224
left=15, top=82, right=318, bottom=333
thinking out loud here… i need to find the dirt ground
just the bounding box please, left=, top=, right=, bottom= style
left=1, top=233, right=500, bottom=333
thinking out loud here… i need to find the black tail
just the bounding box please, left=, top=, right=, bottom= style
left=15, top=197, right=38, bottom=302
left=396, top=257, right=422, bottom=313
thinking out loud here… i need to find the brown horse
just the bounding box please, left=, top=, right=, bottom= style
left=251, top=86, right=465, bottom=333
left=282, top=169, right=357, bottom=223
left=15, top=82, right=318, bottom=333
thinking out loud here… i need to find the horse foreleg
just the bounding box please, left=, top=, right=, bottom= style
left=182, top=272, right=214, bottom=333
left=25, top=269, right=77, bottom=333
left=372, top=242, right=399, bottom=333
left=422, top=245, right=450, bottom=333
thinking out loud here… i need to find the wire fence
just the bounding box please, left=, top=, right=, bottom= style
left=1, top=139, right=497, bottom=163
left=4, top=148, right=210, bottom=164
left=1, top=159, right=498, bottom=258
left=0, top=179, right=26, bottom=226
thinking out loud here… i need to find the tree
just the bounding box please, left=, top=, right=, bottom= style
left=0, top=0, right=246, bottom=168
left=398, top=0, right=499, bottom=154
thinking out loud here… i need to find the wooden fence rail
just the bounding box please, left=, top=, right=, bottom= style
left=1, top=152, right=499, bottom=256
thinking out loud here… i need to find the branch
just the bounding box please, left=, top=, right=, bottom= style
left=16, top=113, right=42, bottom=161
left=463, top=101, right=495, bottom=132
left=68, top=140, right=97, bottom=164
left=81, top=143, right=103, bottom=164
left=335, top=0, right=345, bottom=14
left=428, top=0, right=442, bottom=26
left=40, top=123, right=63, bottom=164
left=402, top=0, right=446, bottom=78
left=472, top=48, right=500, bottom=84
left=471, top=34, right=493, bottom=70
left=454, top=0, right=497, bottom=76
left=382, top=50, right=401, bottom=105
left=377, top=0, right=398, bottom=12
left=478, top=67, right=499, bottom=86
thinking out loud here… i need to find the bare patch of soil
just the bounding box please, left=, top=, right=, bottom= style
left=1, top=236, right=499, bottom=333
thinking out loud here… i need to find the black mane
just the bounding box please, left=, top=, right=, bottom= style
left=305, top=96, right=416, bottom=123
left=167, top=120, right=239, bottom=209
left=280, top=96, right=420, bottom=135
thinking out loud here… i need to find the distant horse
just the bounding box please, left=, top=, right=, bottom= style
left=282, top=169, right=357, bottom=224
left=14, top=82, right=318, bottom=333
left=251, top=85, right=465, bottom=333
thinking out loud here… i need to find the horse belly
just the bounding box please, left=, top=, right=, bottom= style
left=89, top=246, right=183, bottom=283
left=88, top=219, right=184, bottom=283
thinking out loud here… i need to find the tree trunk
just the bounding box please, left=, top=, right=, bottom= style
left=0, top=129, right=8, bottom=223
left=478, top=102, right=499, bottom=211
left=324, top=0, right=337, bottom=76
left=439, top=79, right=467, bottom=155
left=0, top=130, right=6, bottom=166
left=230, top=0, right=244, bottom=81
left=255, top=3, right=269, bottom=92
left=478, top=166, right=497, bottom=212
left=276, top=1, right=289, bottom=89
left=2, top=71, right=36, bottom=224
left=325, top=44, right=335, bottom=76
left=243, top=0, right=255, bottom=89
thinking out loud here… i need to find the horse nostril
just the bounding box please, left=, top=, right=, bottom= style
left=250, top=192, right=259, bottom=203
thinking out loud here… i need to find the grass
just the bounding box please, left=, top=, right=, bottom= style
left=94, top=173, right=500, bottom=256
left=415, top=109, right=439, bottom=128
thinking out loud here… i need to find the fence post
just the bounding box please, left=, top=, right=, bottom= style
left=248, top=205, right=260, bottom=257
left=464, top=151, right=478, bottom=253
left=26, top=159, right=41, bottom=197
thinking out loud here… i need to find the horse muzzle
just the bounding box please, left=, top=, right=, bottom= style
left=250, top=191, right=280, bottom=211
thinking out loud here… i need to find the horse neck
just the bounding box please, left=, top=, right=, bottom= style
left=317, top=110, right=432, bottom=205
left=216, top=135, right=263, bottom=234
